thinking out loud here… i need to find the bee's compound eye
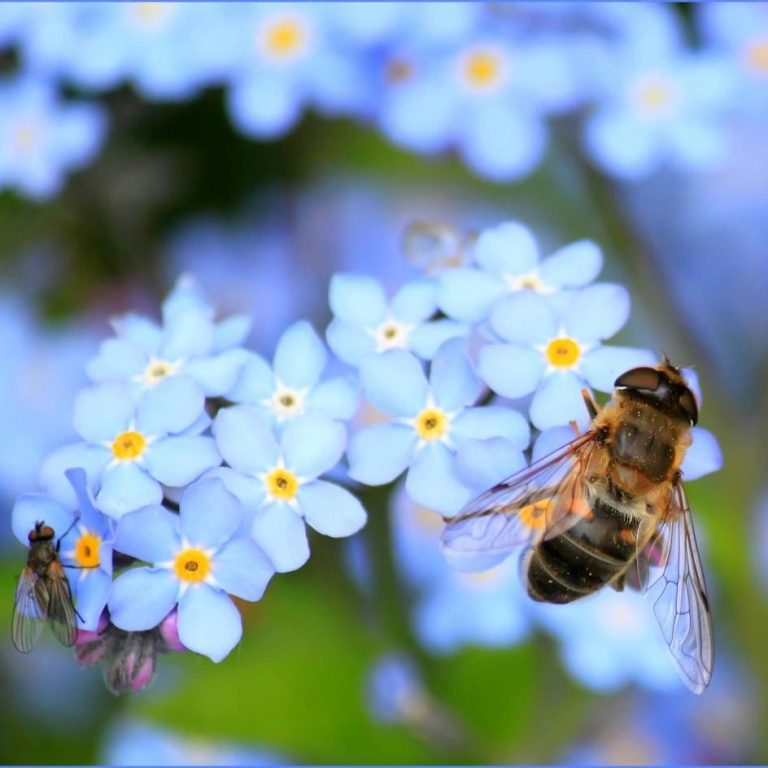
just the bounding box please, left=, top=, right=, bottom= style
left=678, top=388, right=699, bottom=425
left=614, top=366, right=661, bottom=392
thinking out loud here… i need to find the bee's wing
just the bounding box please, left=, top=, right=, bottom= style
left=12, top=567, right=49, bottom=653
left=45, top=561, right=78, bottom=648
left=642, top=479, right=714, bottom=694
left=440, top=431, right=600, bottom=572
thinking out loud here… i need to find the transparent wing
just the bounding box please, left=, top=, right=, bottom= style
left=12, top=567, right=49, bottom=654
left=45, top=561, right=78, bottom=648
left=440, top=431, right=600, bottom=572
left=643, top=479, right=714, bottom=694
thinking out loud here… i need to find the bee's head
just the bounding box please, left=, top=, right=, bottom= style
left=29, top=521, right=55, bottom=543
left=614, top=365, right=699, bottom=425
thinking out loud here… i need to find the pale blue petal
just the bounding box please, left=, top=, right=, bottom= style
left=282, top=415, right=346, bottom=478
left=429, top=338, right=481, bottom=410
left=12, top=494, right=73, bottom=548
left=540, top=240, right=603, bottom=288
left=111, top=314, right=162, bottom=356
left=347, top=424, right=417, bottom=485
left=212, top=313, right=252, bottom=352
left=251, top=502, right=309, bottom=573
left=329, top=273, right=388, bottom=326
left=478, top=344, right=544, bottom=399
left=201, top=467, right=267, bottom=510
left=213, top=405, right=279, bottom=474
left=360, top=350, right=427, bottom=417
left=109, top=568, right=179, bottom=631
left=74, top=569, right=111, bottom=631
left=489, top=292, right=556, bottom=344
left=390, top=279, right=437, bottom=323
left=452, top=407, right=530, bottom=450
left=74, top=383, right=134, bottom=442
left=473, top=221, right=539, bottom=277
left=96, top=463, right=163, bottom=519
left=437, top=268, right=506, bottom=323
left=299, top=480, right=367, bottom=537
left=584, top=109, right=659, bottom=179
left=682, top=428, right=723, bottom=481
left=533, top=426, right=583, bottom=463
left=409, top=319, right=470, bottom=360
left=86, top=338, right=146, bottom=382
left=581, top=346, right=658, bottom=392
left=529, top=372, right=590, bottom=431
left=184, top=348, right=250, bottom=397
left=325, top=319, right=375, bottom=367
left=160, top=308, right=215, bottom=360
left=179, top=479, right=242, bottom=549
left=226, top=352, right=275, bottom=404
left=178, top=584, right=241, bottom=662
left=213, top=538, right=274, bottom=601
left=136, top=376, right=205, bottom=435
left=405, top=443, right=474, bottom=515
left=39, top=443, right=110, bottom=509
left=144, top=436, right=221, bottom=487
left=113, top=504, right=179, bottom=563
left=307, top=376, right=359, bottom=420
left=562, top=284, right=631, bottom=342
left=273, top=320, right=327, bottom=389
left=65, top=467, right=108, bottom=535
left=455, top=437, right=527, bottom=491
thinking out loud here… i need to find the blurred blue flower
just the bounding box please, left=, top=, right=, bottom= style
left=12, top=468, right=114, bottom=631
left=478, top=285, right=656, bottom=430
left=211, top=407, right=366, bottom=572
left=40, top=379, right=220, bottom=519
left=326, top=273, right=468, bottom=367
left=109, top=479, right=274, bottom=662
left=0, top=76, right=106, bottom=199
left=87, top=275, right=251, bottom=401
left=438, top=221, right=603, bottom=323
left=366, top=652, right=429, bottom=725
left=348, top=340, right=529, bottom=515
left=228, top=320, right=358, bottom=425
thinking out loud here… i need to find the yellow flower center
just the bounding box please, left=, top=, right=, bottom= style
left=519, top=500, right=551, bottom=530
left=174, top=548, right=211, bottom=583
left=265, top=467, right=299, bottom=501
left=269, top=386, right=305, bottom=420
left=634, top=76, right=675, bottom=114
left=75, top=533, right=101, bottom=568
left=261, top=15, right=308, bottom=61
left=143, top=358, right=178, bottom=386
left=545, top=338, right=581, bottom=368
left=13, top=123, right=39, bottom=152
left=372, top=319, right=411, bottom=353
left=462, top=47, right=505, bottom=90
left=745, top=39, right=768, bottom=75
left=385, top=57, right=414, bottom=84
left=130, top=2, right=174, bottom=29
left=415, top=407, right=448, bottom=441
left=111, top=430, right=147, bottom=461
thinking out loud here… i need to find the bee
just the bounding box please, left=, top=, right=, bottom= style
left=12, top=521, right=78, bottom=653
left=441, top=361, right=713, bottom=694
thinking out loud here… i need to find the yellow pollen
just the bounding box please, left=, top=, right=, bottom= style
left=415, top=408, right=447, bottom=441
left=174, top=548, right=211, bottom=583
left=385, top=57, right=413, bottom=84
left=265, top=467, right=299, bottom=500
left=13, top=123, right=39, bottom=152
left=746, top=39, right=768, bottom=74
left=519, top=500, right=551, bottom=530
left=279, top=394, right=295, bottom=407
left=131, top=2, right=173, bottom=28
left=263, top=17, right=305, bottom=59
left=545, top=338, right=581, bottom=368
left=111, top=430, right=147, bottom=461
left=143, top=358, right=176, bottom=385
left=463, top=49, right=503, bottom=89
left=75, top=533, right=101, bottom=568
left=638, top=80, right=671, bottom=111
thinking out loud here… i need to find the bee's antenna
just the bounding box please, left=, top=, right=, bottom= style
left=660, top=350, right=678, bottom=370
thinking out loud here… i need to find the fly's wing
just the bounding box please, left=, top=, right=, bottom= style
left=12, top=567, right=49, bottom=653
left=642, top=479, right=714, bottom=694
left=45, top=561, right=78, bottom=648
left=440, top=431, right=600, bottom=572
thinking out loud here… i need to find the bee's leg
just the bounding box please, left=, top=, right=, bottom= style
left=581, top=388, right=600, bottom=420
left=611, top=574, right=626, bottom=592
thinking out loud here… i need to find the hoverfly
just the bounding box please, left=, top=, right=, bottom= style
left=441, top=362, right=714, bottom=693
left=12, top=521, right=78, bottom=653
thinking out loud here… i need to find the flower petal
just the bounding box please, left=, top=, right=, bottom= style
left=540, top=240, right=603, bottom=288
left=144, top=436, right=221, bottom=487
left=72, top=569, right=112, bottom=631
left=109, top=568, right=179, bottom=632
left=213, top=405, right=279, bottom=474
left=581, top=345, right=658, bottom=392
left=251, top=502, right=309, bottom=573
left=452, top=407, right=530, bottom=449
left=347, top=424, right=417, bottom=486
left=299, top=480, right=367, bottom=537
left=409, top=319, right=470, bottom=360
left=529, top=372, right=590, bottom=431
left=360, top=350, right=427, bottom=417
left=212, top=313, right=252, bottom=352
left=225, top=352, right=275, bottom=404
left=12, top=494, right=73, bottom=548
left=329, top=273, right=388, bottom=326
left=74, top=383, right=134, bottom=442
left=405, top=443, right=474, bottom=515
left=282, top=414, right=346, bottom=478
left=112, top=313, right=162, bottom=356
left=473, top=221, right=539, bottom=277
left=390, top=279, right=437, bottom=323
left=96, top=462, right=163, bottom=519
left=184, top=348, right=251, bottom=397
left=489, top=292, right=556, bottom=344
left=39, top=443, right=111, bottom=509
left=178, top=479, right=243, bottom=549
left=325, top=319, right=375, bottom=367
left=455, top=437, right=528, bottom=491
left=86, top=338, right=146, bottom=382
left=429, top=338, right=481, bottom=411
left=478, top=344, right=544, bottom=399
left=212, top=538, right=274, bottom=601
left=562, top=284, right=630, bottom=343
left=437, top=268, right=506, bottom=323
left=113, top=504, right=179, bottom=563
left=307, top=376, right=359, bottom=421
left=273, top=320, right=327, bottom=389
left=178, top=584, right=241, bottom=662
left=136, top=376, right=205, bottom=436
left=202, top=467, right=267, bottom=510
left=682, top=428, right=723, bottom=481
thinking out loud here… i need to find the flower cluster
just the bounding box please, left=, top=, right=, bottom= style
left=1, top=2, right=766, bottom=197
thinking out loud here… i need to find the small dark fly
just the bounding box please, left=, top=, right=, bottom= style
left=12, top=521, right=78, bottom=653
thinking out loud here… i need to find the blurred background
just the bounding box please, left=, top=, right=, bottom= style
left=0, top=2, right=767, bottom=764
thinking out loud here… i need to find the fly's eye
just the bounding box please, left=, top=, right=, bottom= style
left=27, top=530, right=36, bottom=543
left=614, top=366, right=661, bottom=391
left=678, top=388, right=699, bottom=425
